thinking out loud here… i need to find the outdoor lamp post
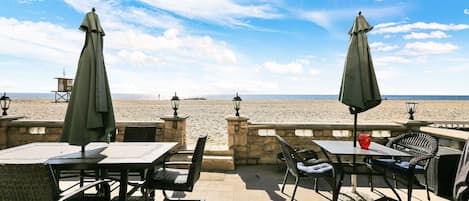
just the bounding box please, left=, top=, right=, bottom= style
left=171, top=92, right=180, bottom=117
left=232, top=92, right=242, bottom=117
left=0, top=92, right=11, bottom=116
left=406, top=102, right=418, bottom=120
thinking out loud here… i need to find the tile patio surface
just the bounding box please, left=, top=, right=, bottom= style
left=74, top=165, right=450, bottom=201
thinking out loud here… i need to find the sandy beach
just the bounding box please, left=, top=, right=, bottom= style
left=8, top=99, right=469, bottom=146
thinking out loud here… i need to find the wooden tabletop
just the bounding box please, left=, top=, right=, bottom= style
left=0, top=142, right=178, bottom=169
left=312, top=140, right=411, bottom=157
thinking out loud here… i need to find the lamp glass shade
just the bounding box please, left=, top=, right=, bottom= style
left=406, top=102, right=418, bottom=113
left=0, top=93, right=10, bottom=110
left=232, top=93, right=241, bottom=110
left=171, top=93, right=180, bottom=110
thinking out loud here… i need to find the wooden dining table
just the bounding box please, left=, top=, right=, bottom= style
left=0, top=142, right=178, bottom=201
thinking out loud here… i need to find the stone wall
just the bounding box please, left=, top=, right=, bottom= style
left=0, top=116, right=189, bottom=149
left=227, top=117, right=426, bottom=165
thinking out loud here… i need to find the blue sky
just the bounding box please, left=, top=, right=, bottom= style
left=1, top=0, right=469, bottom=98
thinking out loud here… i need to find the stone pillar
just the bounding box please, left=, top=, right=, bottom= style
left=161, top=115, right=189, bottom=148
left=0, top=116, right=24, bottom=149
left=226, top=116, right=249, bottom=164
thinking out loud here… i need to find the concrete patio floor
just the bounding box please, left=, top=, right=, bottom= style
left=98, top=165, right=451, bottom=201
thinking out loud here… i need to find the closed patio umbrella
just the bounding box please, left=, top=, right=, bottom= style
left=61, top=8, right=115, bottom=154
left=339, top=11, right=381, bottom=147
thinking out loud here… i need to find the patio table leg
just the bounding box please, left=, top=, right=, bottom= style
left=119, top=169, right=129, bottom=201
left=335, top=155, right=345, bottom=196
left=351, top=174, right=357, bottom=192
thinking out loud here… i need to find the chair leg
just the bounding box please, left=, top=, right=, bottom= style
left=291, top=176, right=299, bottom=201
left=143, top=189, right=149, bottom=201
left=314, top=178, right=319, bottom=193
left=325, top=177, right=339, bottom=201
left=383, top=169, right=401, bottom=201
left=282, top=170, right=290, bottom=193
left=407, top=175, right=414, bottom=201
left=163, top=190, right=171, bottom=201
left=162, top=190, right=204, bottom=201
left=369, top=174, right=374, bottom=192
left=424, top=173, right=430, bottom=201
left=393, top=173, right=398, bottom=189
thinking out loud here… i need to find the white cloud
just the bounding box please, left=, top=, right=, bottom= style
left=403, top=31, right=450, bottom=40
left=300, top=6, right=404, bottom=31
left=138, top=0, right=282, bottom=27
left=64, top=1, right=238, bottom=64
left=0, top=16, right=238, bottom=69
left=17, top=0, right=43, bottom=3
left=0, top=17, right=82, bottom=65
left=309, top=69, right=320, bottom=75
left=64, top=0, right=182, bottom=30
left=464, top=9, right=469, bottom=15
left=374, top=22, right=400, bottom=29
left=404, top=42, right=458, bottom=55
left=212, top=80, right=279, bottom=93
left=369, top=42, right=399, bottom=51
left=374, top=56, right=411, bottom=66
left=376, top=68, right=400, bottom=79
left=448, top=66, right=469, bottom=73
left=116, top=50, right=163, bottom=66
left=261, top=56, right=318, bottom=75
left=262, top=61, right=303, bottom=74
left=373, top=22, right=469, bottom=34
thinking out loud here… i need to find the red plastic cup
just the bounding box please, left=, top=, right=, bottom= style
left=358, top=134, right=371, bottom=150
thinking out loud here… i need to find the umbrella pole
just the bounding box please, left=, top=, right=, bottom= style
left=353, top=112, right=357, bottom=147
left=80, top=145, right=85, bottom=187
left=352, top=111, right=358, bottom=192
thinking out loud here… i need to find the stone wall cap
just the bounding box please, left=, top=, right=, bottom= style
left=420, top=126, right=469, bottom=141
left=225, top=116, right=249, bottom=121
left=0, top=116, right=25, bottom=121
left=394, top=120, right=433, bottom=126
left=161, top=115, right=190, bottom=121
left=248, top=121, right=405, bottom=130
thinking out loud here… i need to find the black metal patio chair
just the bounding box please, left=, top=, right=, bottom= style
left=370, top=132, right=438, bottom=201
left=123, top=126, right=157, bottom=142
left=143, top=134, right=207, bottom=201
left=0, top=163, right=110, bottom=201
left=275, top=135, right=338, bottom=201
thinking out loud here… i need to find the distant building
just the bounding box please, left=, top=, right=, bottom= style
left=52, top=77, right=73, bottom=103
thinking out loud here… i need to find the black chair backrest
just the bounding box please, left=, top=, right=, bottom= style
left=0, top=163, right=59, bottom=201
left=187, top=134, right=208, bottom=189
left=123, top=126, right=157, bottom=142
left=387, top=132, right=438, bottom=167
left=275, top=135, right=300, bottom=177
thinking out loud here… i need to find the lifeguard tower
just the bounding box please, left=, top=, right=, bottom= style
left=52, top=77, right=73, bottom=103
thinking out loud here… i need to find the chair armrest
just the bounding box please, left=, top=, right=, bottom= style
left=409, top=154, right=433, bottom=168
left=164, top=161, right=192, bottom=169
left=302, top=158, right=329, bottom=166
left=173, top=150, right=194, bottom=155
left=58, top=180, right=110, bottom=201
left=162, top=150, right=195, bottom=162
left=294, top=149, right=320, bottom=161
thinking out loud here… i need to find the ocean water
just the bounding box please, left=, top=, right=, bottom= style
left=6, top=93, right=469, bottom=101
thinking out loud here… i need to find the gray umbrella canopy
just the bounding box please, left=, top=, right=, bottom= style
left=339, top=12, right=381, bottom=114
left=339, top=12, right=381, bottom=147
left=61, top=9, right=115, bottom=147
